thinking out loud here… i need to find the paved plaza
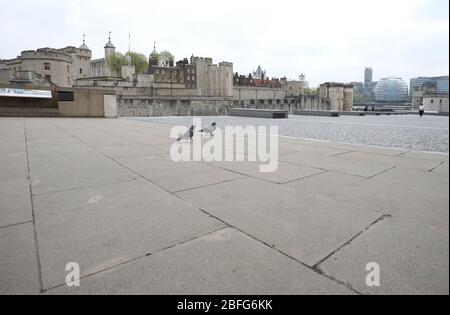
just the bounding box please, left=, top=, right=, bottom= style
left=0, top=117, right=448, bottom=295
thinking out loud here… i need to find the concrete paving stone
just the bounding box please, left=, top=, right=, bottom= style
left=286, top=171, right=449, bottom=231
left=209, top=160, right=323, bottom=184
left=25, top=128, right=73, bottom=140
left=75, top=135, right=142, bottom=147
left=29, top=147, right=137, bottom=195
left=117, top=155, right=245, bottom=193
left=337, top=151, right=443, bottom=172
left=0, top=141, right=26, bottom=153
left=0, top=119, right=24, bottom=129
left=280, top=151, right=394, bottom=178
left=178, top=177, right=381, bottom=267
left=399, top=151, right=449, bottom=162
left=0, top=151, right=28, bottom=181
left=278, top=142, right=350, bottom=157
left=0, top=223, right=41, bottom=295
left=0, top=179, right=32, bottom=227
left=27, top=137, right=82, bottom=148
left=0, top=130, right=25, bottom=145
left=34, top=180, right=225, bottom=289
left=279, top=137, right=409, bottom=156
left=371, top=166, right=449, bottom=195
left=431, top=162, right=449, bottom=175
left=319, top=217, right=449, bottom=295
left=96, top=143, right=166, bottom=159
left=46, top=228, right=354, bottom=295
left=28, top=144, right=102, bottom=161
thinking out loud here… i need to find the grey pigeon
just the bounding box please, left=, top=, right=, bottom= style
left=177, top=125, right=195, bottom=142
left=199, top=122, right=217, bottom=136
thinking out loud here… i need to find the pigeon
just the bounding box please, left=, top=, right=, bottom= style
left=199, top=122, right=217, bottom=136
left=177, top=125, right=195, bottom=142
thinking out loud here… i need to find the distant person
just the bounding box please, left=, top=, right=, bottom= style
left=419, top=104, right=425, bottom=117
left=364, top=105, right=368, bottom=112
left=372, top=107, right=375, bottom=112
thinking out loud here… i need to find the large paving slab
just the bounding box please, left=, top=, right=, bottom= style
left=0, top=151, right=28, bottom=181
left=25, top=128, right=73, bottom=140
left=286, top=171, right=449, bottom=231
left=209, top=160, right=324, bottom=184
left=0, top=178, right=32, bottom=228
left=0, top=141, right=26, bottom=154
left=280, top=151, right=395, bottom=178
left=277, top=142, right=351, bottom=157
left=0, top=223, right=41, bottom=295
left=337, top=151, right=444, bottom=172
left=319, top=217, right=449, bottom=295
left=178, top=177, right=381, bottom=267
left=279, top=137, right=409, bottom=156
left=33, top=180, right=225, bottom=289
left=47, top=228, right=353, bottom=295
left=0, top=127, right=25, bottom=144
left=28, top=144, right=137, bottom=195
left=371, top=166, right=449, bottom=195
left=399, top=151, right=449, bottom=162
left=431, top=162, right=449, bottom=175
left=27, top=137, right=82, bottom=148
left=96, top=143, right=166, bottom=159
left=117, top=155, right=245, bottom=193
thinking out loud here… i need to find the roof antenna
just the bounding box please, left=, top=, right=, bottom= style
left=128, top=32, right=131, bottom=53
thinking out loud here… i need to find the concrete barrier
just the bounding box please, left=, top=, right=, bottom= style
left=58, top=88, right=116, bottom=118
left=293, top=110, right=340, bottom=117
left=229, top=108, right=289, bottom=119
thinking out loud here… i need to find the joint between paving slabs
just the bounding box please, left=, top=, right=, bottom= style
left=23, top=120, right=45, bottom=293
left=313, top=214, right=392, bottom=271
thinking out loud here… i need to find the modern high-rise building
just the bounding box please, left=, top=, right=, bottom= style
left=410, top=76, right=449, bottom=95
left=364, top=67, right=373, bottom=86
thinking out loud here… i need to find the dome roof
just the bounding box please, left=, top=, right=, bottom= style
left=79, top=43, right=90, bottom=50
left=104, top=40, right=115, bottom=49
left=104, top=32, right=115, bottom=49
left=374, top=77, right=409, bottom=102
left=79, top=35, right=90, bottom=50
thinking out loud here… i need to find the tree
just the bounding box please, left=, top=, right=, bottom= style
left=107, top=52, right=125, bottom=76
left=157, top=50, right=175, bottom=66
left=128, top=52, right=149, bottom=74
left=107, top=51, right=149, bottom=76
left=303, top=87, right=319, bottom=95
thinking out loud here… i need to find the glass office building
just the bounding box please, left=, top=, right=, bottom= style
left=410, top=76, right=449, bottom=95
left=374, top=77, right=409, bottom=102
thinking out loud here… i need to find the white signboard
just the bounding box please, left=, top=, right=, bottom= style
left=0, top=88, right=52, bottom=99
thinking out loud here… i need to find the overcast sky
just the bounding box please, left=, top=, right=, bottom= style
left=1, top=0, right=448, bottom=87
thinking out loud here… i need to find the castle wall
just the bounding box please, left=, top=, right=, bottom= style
left=0, top=47, right=92, bottom=88
left=117, top=96, right=234, bottom=117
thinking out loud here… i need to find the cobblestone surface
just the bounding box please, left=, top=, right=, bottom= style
left=133, top=115, right=449, bottom=153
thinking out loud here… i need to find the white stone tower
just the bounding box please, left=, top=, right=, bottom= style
left=104, top=32, right=116, bottom=77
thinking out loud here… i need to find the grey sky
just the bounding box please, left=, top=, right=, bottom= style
left=1, top=0, right=448, bottom=87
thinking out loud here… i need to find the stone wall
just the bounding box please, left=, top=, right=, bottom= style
left=117, top=94, right=324, bottom=117
left=117, top=96, right=235, bottom=117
